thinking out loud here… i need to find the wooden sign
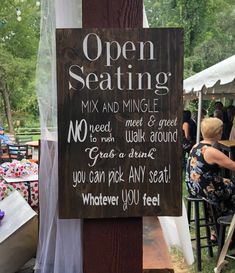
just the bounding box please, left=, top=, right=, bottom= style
left=57, top=28, right=183, bottom=219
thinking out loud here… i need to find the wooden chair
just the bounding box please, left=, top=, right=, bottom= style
left=16, top=136, right=34, bottom=157
left=7, top=144, right=30, bottom=161
left=0, top=140, right=10, bottom=163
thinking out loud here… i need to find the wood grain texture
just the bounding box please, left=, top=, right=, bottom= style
left=83, top=0, right=143, bottom=28
left=84, top=217, right=143, bottom=273
left=82, top=1, right=143, bottom=273
left=57, top=28, right=183, bottom=218
left=143, top=217, right=174, bottom=273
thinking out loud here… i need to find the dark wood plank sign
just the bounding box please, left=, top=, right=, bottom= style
left=57, top=28, right=183, bottom=219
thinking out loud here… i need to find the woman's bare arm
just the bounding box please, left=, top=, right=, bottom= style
left=204, top=147, right=235, bottom=171
left=183, top=122, right=190, bottom=140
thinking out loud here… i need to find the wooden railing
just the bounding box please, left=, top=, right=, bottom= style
left=5, top=128, right=41, bottom=144
left=15, top=127, right=41, bottom=136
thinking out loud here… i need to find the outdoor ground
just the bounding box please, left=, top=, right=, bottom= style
left=15, top=255, right=192, bottom=273
left=171, top=252, right=192, bottom=273
left=171, top=248, right=235, bottom=273
left=17, top=250, right=235, bottom=273
left=17, top=256, right=191, bottom=273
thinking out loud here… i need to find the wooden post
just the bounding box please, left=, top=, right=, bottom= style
left=82, top=1, right=143, bottom=273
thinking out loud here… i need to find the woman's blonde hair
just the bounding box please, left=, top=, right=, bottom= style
left=201, top=117, right=223, bottom=140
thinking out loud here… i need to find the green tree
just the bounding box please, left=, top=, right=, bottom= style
left=193, top=2, right=235, bottom=68
left=144, top=0, right=235, bottom=77
left=0, top=0, right=40, bottom=132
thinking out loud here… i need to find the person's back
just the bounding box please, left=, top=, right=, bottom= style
left=182, top=110, right=194, bottom=157
left=213, top=110, right=230, bottom=139
left=0, top=127, right=12, bottom=145
left=186, top=142, right=220, bottom=198
left=182, top=110, right=193, bottom=141
left=189, top=118, right=197, bottom=143
left=186, top=117, right=235, bottom=215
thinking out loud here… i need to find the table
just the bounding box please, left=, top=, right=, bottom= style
left=26, top=140, right=39, bottom=161
left=218, top=140, right=235, bottom=177
left=218, top=140, right=235, bottom=160
left=3, top=174, right=38, bottom=205
left=25, top=140, right=39, bottom=147
left=3, top=174, right=38, bottom=183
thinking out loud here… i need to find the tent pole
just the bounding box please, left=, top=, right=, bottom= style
left=196, top=91, right=202, bottom=143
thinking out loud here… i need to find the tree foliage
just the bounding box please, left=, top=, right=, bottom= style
left=0, top=0, right=40, bottom=131
left=144, top=0, right=235, bottom=77
left=1, top=1, right=235, bottom=130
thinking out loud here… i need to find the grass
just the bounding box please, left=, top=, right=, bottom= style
left=32, top=135, right=40, bottom=141
left=170, top=247, right=194, bottom=272
left=172, top=246, right=235, bottom=272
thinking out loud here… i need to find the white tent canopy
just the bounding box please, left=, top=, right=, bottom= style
left=183, top=55, right=235, bottom=142
left=184, top=55, right=235, bottom=100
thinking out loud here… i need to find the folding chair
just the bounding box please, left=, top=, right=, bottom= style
left=7, top=144, right=30, bottom=161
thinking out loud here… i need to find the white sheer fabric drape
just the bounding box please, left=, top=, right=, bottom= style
left=159, top=202, right=194, bottom=265
left=35, top=1, right=83, bottom=273
left=143, top=5, right=149, bottom=28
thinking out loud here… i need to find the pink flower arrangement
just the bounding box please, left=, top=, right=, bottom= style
left=0, top=159, right=38, bottom=178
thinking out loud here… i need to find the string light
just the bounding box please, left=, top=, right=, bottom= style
left=14, top=2, right=40, bottom=22
left=16, top=8, right=21, bottom=16
left=16, top=8, right=22, bottom=22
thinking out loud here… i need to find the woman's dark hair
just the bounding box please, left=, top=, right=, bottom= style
left=213, top=109, right=224, bottom=121
left=183, top=110, right=191, bottom=123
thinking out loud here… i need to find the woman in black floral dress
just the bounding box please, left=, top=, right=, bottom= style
left=186, top=117, right=235, bottom=215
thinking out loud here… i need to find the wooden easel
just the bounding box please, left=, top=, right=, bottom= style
left=214, top=215, right=235, bottom=273
left=82, top=1, right=143, bottom=272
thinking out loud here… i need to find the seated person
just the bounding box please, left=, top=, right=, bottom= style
left=0, top=127, right=13, bottom=145
left=186, top=117, right=235, bottom=213
left=186, top=117, right=235, bottom=243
